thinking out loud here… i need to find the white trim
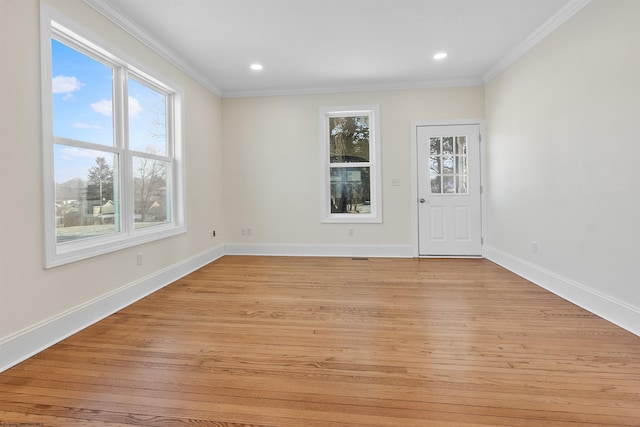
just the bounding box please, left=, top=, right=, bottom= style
left=0, top=244, right=225, bottom=373
left=82, top=0, right=223, bottom=97
left=41, top=2, right=56, bottom=270
left=225, top=243, right=413, bottom=258
left=484, top=245, right=640, bottom=337
left=224, top=78, right=484, bottom=99
left=483, top=0, right=592, bottom=82
left=410, top=119, right=487, bottom=257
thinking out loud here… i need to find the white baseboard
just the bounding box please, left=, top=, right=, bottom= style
left=225, top=243, right=414, bottom=258
left=3, top=242, right=637, bottom=372
left=0, top=244, right=225, bottom=373
left=484, top=245, right=640, bottom=337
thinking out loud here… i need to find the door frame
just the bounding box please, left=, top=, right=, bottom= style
left=410, top=119, right=487, bottom=257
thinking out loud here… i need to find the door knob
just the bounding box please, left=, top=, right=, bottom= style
left=419, top=198, right=426, bottom=203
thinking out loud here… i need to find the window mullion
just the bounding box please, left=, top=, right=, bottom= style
left=166, top=93, right=175, bottom=158
left=113, top=66, right=128, bottom=235
left=53, top=137, right=120, bottom=153
left=129, top=151, right=171, bottom=163
left=329, top=162, right=371, bottom=168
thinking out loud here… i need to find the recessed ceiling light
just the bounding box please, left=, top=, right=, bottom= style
left=433, top=52, right=448, bottom=60
left=250, top=63, right=263, bottom=71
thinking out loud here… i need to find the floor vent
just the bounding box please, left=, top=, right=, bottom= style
left=351, top=257, right=369, bottom=261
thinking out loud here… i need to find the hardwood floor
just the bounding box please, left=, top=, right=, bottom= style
left=1, top=256, right=639, bottom=426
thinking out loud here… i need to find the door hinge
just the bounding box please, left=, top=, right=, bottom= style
left=481, top=237, right=484, bottom=245
left=479, top=134, right=482, bottom=143
left=480, top=185, right=483, bottom=194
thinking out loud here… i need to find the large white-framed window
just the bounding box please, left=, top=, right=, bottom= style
left=41, top=5, right=185, bottom=268
left=319, top=105, right=382, bottom=223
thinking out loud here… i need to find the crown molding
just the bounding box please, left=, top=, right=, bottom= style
left=84, top=0, right=589, bottom=98
left=482, top=0, right=592, bottom=83
left=223, top=77, right=484, bottom=99
left=82, top=0, right=224, bottom=97
left=78, top=0, right=482, bottom=99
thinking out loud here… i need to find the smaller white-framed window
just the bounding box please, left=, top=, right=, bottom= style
left=319, top=105, right=382, bottom=223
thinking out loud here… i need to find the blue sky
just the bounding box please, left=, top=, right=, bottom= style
left=52, top=38, right=166, bottom=183
left=52, top=38, right=114, bottom=146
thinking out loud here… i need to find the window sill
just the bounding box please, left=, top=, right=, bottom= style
left=45, top=224, right=186, bottom=268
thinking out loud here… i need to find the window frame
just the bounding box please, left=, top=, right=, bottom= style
left=41, top=4, right=186, bottom=268
left=319, top=105, right=382, bottom=224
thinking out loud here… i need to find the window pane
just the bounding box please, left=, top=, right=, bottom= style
left=128, top=78, right=167, bottom=155
left=51, top=39, right=114, bottom=146
left=54, top=145, right=119, bottom=242
left=133, top=156, right=170, bottom=228
left=329, top=167, right=370, bottom=213
left=429, top=156, right=441, bottom=177
left=431, top=176, right=442, bottom=194
left=443, top=176, right=455, bottom=193
left=456, top=175, right=468, bottom=193
left=430, top=137, right=441, bottom=155
left=456, top=155, right=468, bottom=176
left=455, top=136, right=467, bottom=155
left=329, top=116, right=370, bottom=163
left=442, top=137, right=454, bottom=154
left=442, top=155, right=454, bottom=174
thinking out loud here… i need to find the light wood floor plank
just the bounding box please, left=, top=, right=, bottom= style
left=1, top=256, right=639, bottom=426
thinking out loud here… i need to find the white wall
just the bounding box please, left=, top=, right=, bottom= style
left=0, top=0, right=225, bottom=368
left=484, top=0, right=640, bottom=333
left=222, top=88, right=484, bottom=254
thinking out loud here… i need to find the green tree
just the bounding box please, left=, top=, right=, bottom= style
left=329, top=116, right=370, bottom=163
left=86, top=157, right=113, bottom=205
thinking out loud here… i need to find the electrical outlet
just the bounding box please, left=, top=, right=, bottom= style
left=348, top=228, right=355, bottom=237
left=246, top=227, right=252, bottom=236
left=241, top=228, right=246, bottom=236
left=137, top=253, right=143, bottom=266
left=532, top=241, right=538, bottom=254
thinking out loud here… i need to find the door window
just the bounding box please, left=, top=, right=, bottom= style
left=429, top=136, right=468, bottom=194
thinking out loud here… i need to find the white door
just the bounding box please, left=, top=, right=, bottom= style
left=417, top=125, right=482, bottom=256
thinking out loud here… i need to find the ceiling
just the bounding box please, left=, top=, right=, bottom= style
left=84, top=0, right=588, bottom=98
